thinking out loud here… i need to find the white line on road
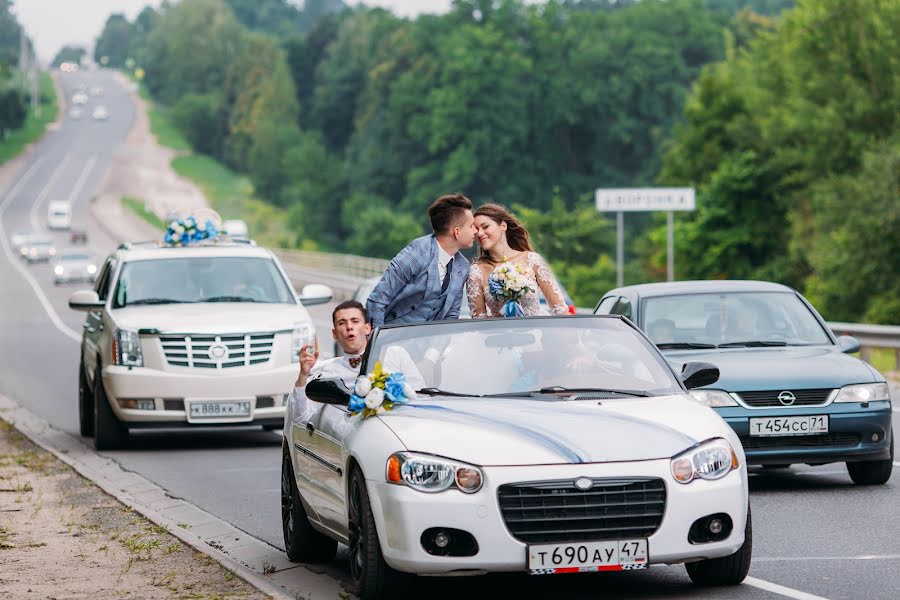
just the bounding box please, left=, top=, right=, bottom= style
left=0, top=158, right=81, bottom=343
left=754, top=554, right=900, bottom=562
left=67, top=154, right=98, bottom=205
left=745, top=576, right=831, bottom=600
left=29, top=152, right=73, bottom=232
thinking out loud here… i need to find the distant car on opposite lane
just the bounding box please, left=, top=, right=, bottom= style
left=21, top=237, right=56, bottom=263
left=47, top=201, right=73, bottom=230
left=594, top=280, right=893, bottom=485
left=92, top=105, right=109, bottom=121
left=52, top=249, right=98, bottom=285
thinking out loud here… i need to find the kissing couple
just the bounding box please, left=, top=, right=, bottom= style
left=366, top=193, right=569, bottom=327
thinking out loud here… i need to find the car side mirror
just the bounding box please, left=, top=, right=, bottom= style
left=298, top=283, right=334, bottom=306
left=306, top=377, right=351, bottom=405
left=68, top=289, right=104, bottom=311
left=835, top=335, right=861, bottom=354
left=681, top=361, right=720, bottom=390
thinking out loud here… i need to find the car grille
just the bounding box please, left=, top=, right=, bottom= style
left=497, top=477, right=666, bottom=544
left=740, top=433, right=860, bottom=450
left=736, top=388, right=833, bottom=407
left=160, top=333, right=276, bottom=369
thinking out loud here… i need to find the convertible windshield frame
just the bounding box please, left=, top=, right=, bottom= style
left=364, top=316, right=685, bottom=399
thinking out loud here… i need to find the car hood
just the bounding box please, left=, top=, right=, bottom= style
left=662, top=346, right=877, bottom=390
left=112, top=303, right=313, bottom=334
left=378, top=395, right=725, bottom=466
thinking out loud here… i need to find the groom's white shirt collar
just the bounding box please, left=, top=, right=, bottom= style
left=438, top=244, right=453, bottom=268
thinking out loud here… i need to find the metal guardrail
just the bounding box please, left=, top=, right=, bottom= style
left=827, top=322, right=900, bottom=370
left=274, top=249, right=389, bottom=279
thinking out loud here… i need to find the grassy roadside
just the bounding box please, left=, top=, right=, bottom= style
left=135, top=79, right=293, bottom=249
left=122, top=196, right=166, bottom=230
left=0, top=72, right=58, bottom=164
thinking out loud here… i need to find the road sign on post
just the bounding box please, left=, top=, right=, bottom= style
left=595, top=188, right=695, bottom=286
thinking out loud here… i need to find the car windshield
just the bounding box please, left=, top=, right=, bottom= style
left=112, top=256, right=295, bottom=307
left=366, top=317, right=682, bottom=398
left=60, top=253, right=91, bottom=261
left=643, top=292, right=831, bottom=347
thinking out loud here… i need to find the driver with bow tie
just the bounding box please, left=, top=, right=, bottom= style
left=287, top=300, right=424, bottom=422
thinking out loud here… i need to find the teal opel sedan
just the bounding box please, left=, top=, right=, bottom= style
left=594, top=280, right=893, bottom=485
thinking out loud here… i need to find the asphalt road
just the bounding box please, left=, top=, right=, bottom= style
left=1, top=71, right=898, bottom=600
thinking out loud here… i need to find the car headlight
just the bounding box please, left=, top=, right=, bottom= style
left=689, top=389, right=738, bottom=407
left=386, top=452, right=483, bottom=494
left=113, top=329, right=143, bottom=367
left=54, top=265, right=64, bottom=275
left=291, top=323, right=314, bottom=363
left=87, top=264, right=97, bottom=274
left=49, top=248, right=56, bottom=256
left=834, top=383, right=890, bottom=403
left=671, top=438, right=738, bottom=484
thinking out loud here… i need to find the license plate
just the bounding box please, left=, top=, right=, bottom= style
left=749, top=415, right=828, bottom=436
left=528, top=539, right=648, bottom=574
left=188, top=400, right=252, bottom=419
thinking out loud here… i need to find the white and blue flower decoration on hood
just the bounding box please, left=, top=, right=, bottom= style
left=348, top=361, right=416, bottom=418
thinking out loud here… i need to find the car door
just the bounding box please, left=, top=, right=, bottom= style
left=306, top=404, right=351, bottom=535
left=82, top=257, right=114, bottom=385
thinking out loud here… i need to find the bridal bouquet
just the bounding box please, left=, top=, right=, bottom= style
left=349, top=361, right=416, bottom=418
left=488, top=259, right=534, bottom=317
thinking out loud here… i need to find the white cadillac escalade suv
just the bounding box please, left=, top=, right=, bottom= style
left=68, top=239, right=332, bottom=450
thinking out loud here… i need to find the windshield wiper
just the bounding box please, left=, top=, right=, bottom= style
left=656, top=342, right=716, bottom=349
left=486, top=386, right=651, bottom=398
left=718, top=340, right=787, bottom=348
left=127, top=298, right=191, bottom=305
left=417, top=387, right=481, bottom=398
left=204, top=295, right=261, bottom=303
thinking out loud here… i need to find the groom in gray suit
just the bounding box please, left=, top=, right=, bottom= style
left=366, top=193, right=476, bottom=328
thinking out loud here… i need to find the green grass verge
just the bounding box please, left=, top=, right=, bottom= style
left=866, top=348, right=898, bottom=377
left=121, top=196, right=165, bottom=230
left=0, top=72, right=58, bottom=164
left=170, top=154, right=293, bottom=248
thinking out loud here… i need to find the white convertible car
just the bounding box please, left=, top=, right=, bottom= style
left=282, top=316, right=750, bottom=599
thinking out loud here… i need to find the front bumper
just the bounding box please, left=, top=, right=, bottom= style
left=367, top=459, right=748, bottom=575
left=101, top=364, right=292, bottom=426
left=717, top=401, right=893, bottom=465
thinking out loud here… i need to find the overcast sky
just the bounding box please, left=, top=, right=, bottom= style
left=14, top=0, right=454, bottom=65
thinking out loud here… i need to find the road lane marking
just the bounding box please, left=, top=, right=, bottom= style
left=29, top=152, right=73, bottom=232
left=755, top=554, right=900, bottom=562
left=745, top=576, right=830, bottom=600
left=67, top=154, right=98, bottom=205
left=0, top=158, right=81, bottom=343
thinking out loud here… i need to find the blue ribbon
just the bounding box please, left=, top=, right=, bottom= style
left=502, top=300, right=525, bottom=318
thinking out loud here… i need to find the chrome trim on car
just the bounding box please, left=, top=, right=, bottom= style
left=730, top=389, right=837, bottom=410
left=293, top=443, right=342, bottom=475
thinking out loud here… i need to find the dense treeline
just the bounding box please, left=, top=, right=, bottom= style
left=99, top=0, right=896, bottom=322
left=0, top=1, right=29, bottom=136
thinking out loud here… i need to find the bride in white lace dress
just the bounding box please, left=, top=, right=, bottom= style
left=466, top=204, right=568, bottom=318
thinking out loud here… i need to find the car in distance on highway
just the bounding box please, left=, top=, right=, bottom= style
left=92, top=105, right=109, bottom=121
left=21, top=236, right=56, bottom=263
left=222, top=219, right=249, bottom=239
left=68, top=238, right=334, bottom=450
left=71, top=92, right=88, bottom=105
left=52, top=249, right=98, bottom=285
left=47, top=201, right=73, bottom=230
left=10, top=230, right=35, bottom=252
left=284, top=316, right=751, bottom=599
left=594, top=280, right=893, bottom=485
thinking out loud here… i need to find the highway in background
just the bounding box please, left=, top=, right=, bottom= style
left=0, top=71, right=898, bottom=599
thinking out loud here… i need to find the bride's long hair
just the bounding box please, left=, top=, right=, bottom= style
left=473, top=204, right=533, bottom=264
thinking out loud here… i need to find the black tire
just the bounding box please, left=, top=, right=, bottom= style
left=348, top=466, right=407, bottom=600
left=847, top=435, right=893, bottom=486
left=78, top=360, right=94, bottom=437
left=93, top=368, right=128, bottom=450
left=281, top=445, right=337, bottom=563
left=686, top=507, right=752, bottom=586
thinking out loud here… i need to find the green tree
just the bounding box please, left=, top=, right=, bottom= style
left=0, top=87, right=25, bottom=136
left=51, top=45, right=87, bottom=68
left=94, top=14, right=133, bottom=68
left=171, top=92, right=225, bottom=155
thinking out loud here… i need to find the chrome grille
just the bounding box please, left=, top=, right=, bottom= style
left=736, top=388, right=833, bottom=407
left=160, top=333, right=275, bottom=369
left=498, top=477, right=665, bottom=544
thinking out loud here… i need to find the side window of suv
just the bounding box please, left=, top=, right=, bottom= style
left=94, top=258, right=116, bottom=301
left=595, top=296, right=619, bottom=314
left=611, top=297, right=632, bottom=320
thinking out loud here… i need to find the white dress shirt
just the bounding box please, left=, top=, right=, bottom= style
left=438, top=244, right=453, bottom=286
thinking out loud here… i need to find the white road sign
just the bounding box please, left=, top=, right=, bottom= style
left=595, top=188, right=695, bottom=212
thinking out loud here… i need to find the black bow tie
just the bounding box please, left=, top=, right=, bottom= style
left=348, top=356, right=361, bottom=369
